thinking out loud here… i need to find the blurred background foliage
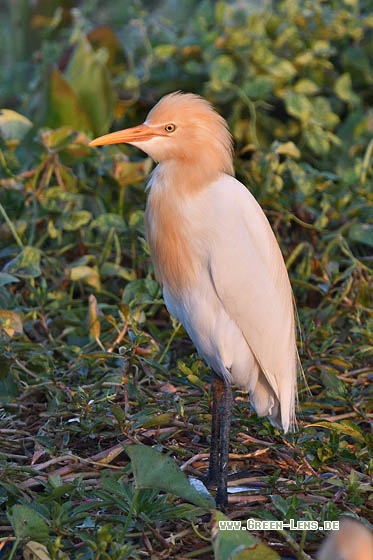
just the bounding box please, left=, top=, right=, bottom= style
left=0, top=0, right=372, bottom=559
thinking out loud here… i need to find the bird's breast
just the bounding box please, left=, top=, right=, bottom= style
left=145, top=183, right=206, bottom=296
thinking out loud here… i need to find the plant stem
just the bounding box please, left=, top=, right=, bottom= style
left=7, top=538, right=19, bottom=560
left=276, top=530, right=313, bottom=560
left=0, top=201, right=24, bottom=249
left=159, top=321, right=182, bottom=363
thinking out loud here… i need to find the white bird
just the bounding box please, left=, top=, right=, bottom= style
left=90, top=92, right=298, bottom=506
left=318, top=518, right=373, bottom=560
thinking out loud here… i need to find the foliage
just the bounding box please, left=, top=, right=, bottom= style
left=0, top=0, right=372, bottom=558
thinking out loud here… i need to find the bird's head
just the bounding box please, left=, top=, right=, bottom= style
left=90, top=92, right=234, bottom=178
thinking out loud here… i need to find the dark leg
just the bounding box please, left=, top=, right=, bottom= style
left=216, top=377, right=233, bottom=507
left=207, top=373, right=223, bottom=485
left=207, top=373, right=233, bottom=508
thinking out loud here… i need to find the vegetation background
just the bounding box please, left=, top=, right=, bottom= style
left=0, top=0, right=372, bottom=558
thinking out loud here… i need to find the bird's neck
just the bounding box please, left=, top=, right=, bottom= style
left=151, top=158, right=226, bottom=195
left=145, top=161, right=213, bottom=295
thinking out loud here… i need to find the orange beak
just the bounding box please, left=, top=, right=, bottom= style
left=89, top=123, right=156, bottom=147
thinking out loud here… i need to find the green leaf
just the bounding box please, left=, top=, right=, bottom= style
left=304, top=125, right=330, bottom=155
left=91, top=213, right=127, bottom=233
left=63, top=210, right=92, bottom=231
left=283, top=91, right=312, bottom=122
left=273, top=141, right=300, bottom=159
left=40, top=127, right=79, bottom=151
left=9, top=505, right=49, bottom=541
left=348, top=223, right=373, bottom=247
left=335, top=73, right=360, bottom=106
left=308, top=421, right=365, bottom=443
left=212, top=511, right=280, bottom=560
left=46, top=67, right=91, bottom=132
left=140, top=412, right=174, bottom=428
left=0, top=366, right=19, bottom=402
left=66, top=35, right=116, bottom=136
left=243, top=76, right=274, bottom=99
left=268, top=59, right=296, bottom=80
left=124, top=444, right=214, bottom=509
left=312, top=97, right=340, bottom=129
left=70, top=265, right=101, bottom=291
left=294, top=79, right=319, bottom=95
left=320, top=371, right=347, bottom=397
left=0, top=109, right=33, bottom=142
left=0, top=272, right=20, bottom=286
left=210, top=55, right=237, bottom=84
left=154, top=44, right=178, bottom=60
left=270, top=494, right=290, bottom=517
left=122, top=278, right=160, bottom=306
left=4, top=246, right=42, bottom=279
left=100, top=262, right=136, bottom=281
left=110, top=404, right=126, bottom=428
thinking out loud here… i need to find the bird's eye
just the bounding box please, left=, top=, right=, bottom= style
left=164, top=123, right=176, bottom=133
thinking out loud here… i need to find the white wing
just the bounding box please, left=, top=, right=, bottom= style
left=206, top=174, right=298, bottom=431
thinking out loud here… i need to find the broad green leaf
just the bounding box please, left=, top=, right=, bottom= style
left=110, top=404, right=126, bottom=428
left=283, top=91, right=312, bottom=122
left=40, top=127, right=79, bottom=151
left=312, top=40, right=333, bottom=55
left=335, top=73, right=360, bottom=106
left=63, top=210, right=92, bottom=231
left=9, top=505, right=49, bottom=541
left=0, top=272, right=20, bottom=286
left=100, top=262, right=136, bottom=281
left=210, top=55, right=237, bottom=84
left=4, top=246, right=42, bottom=279
left=154, top=44, right=178, bottom=60
left=274, top=141, right=300, bottom=159
left=348, top=223, right=373, bottom=247
left=66, top=35, right=116, bottom=136
left=268, top=59, right=296, bottom=80
left=243, top=76, right=274, bottom=99
left=128, top=210, right=145, bottom=228
left=304, top=125, right=330, bottom=155
left=0, top=109, right=32, bottom=142
left=39, top=186, right=74, bottom=212
left=46, top=68, right=91, bottom=132
left=124, top=444, right=214, bottom=508
left=271, top=494, right=290, bottom=517
left=91, top=213, right=126, bottom=233
left=320, top=371, right=347, bottom=397
left=122, top=278, right=160, bottom=306
left=70, top=265, right=101, bottom=291
left=212, top=511, right=280, bottom=560
left=312, top=97, right=340, bottom=129
left=294, top=79, right=319, bottom=95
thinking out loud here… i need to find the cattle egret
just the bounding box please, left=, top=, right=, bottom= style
left=90, top=92, right=298, bottom=506
left=318, top=518, right=373, bottom=560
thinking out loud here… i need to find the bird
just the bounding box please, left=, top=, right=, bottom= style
left=318, top=518, right=373, bottom=560
left=90, top=92, right=298, bottom=507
